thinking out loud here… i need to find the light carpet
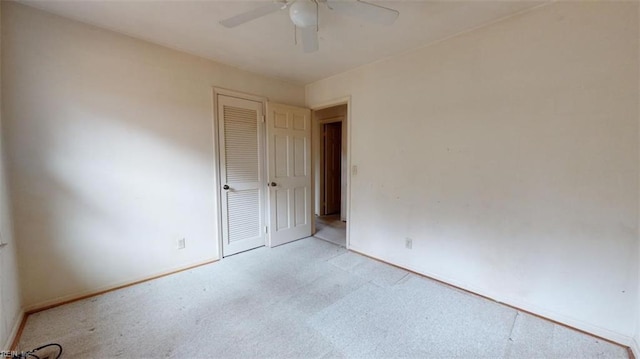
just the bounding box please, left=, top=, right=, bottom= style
left=17, top=237, right=628, bottom=358
left=314, top=215, right=346, bottom=247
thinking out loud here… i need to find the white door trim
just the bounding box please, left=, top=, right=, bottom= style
left=319, top=116, right=344, bottom=124
left=212, top=87, right=268, bottom=258
left=214, top=87, right=267, bottom=103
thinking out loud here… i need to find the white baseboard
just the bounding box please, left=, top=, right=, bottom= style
left=24, top=258, right=217, bottom=313
left=349, top=245, right=634, bottom=349
left=3, top=309, right=24, bottom=350
left=630, top=337, right=639, bottom=359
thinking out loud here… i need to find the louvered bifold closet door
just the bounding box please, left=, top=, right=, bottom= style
left=218, top=95, right=266, bottom=256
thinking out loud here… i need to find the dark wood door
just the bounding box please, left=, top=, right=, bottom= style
left=324, top=122, right=342, bottom=215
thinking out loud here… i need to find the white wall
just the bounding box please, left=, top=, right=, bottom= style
left=636, top=3, right=640, bottom=351
left=307, top=2, right=639, bottom=344
left=2, top=2, right=304, bottom=309
left=636, top=253, right=640, bottom=355
left=0, top=2, right=22, bottom=348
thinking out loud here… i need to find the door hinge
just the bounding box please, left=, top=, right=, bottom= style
left=260, top=115, right=265, bottom=123
left=264, top=226, right=268, bottom=234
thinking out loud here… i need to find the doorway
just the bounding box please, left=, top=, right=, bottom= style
left=323, top=122, right=342, bottom=216
left=313, top=103, right=348, bottom=247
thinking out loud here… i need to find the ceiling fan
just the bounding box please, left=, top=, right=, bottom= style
left=219, top=0, right=399, bottom=53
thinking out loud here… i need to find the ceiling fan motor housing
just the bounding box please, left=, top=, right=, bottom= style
left=289, top=0, right=317, bottom=28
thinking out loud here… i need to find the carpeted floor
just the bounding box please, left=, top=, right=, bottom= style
left=314, top=215, right=346, bottom=247
left=17, top=237, right=628, bottom=358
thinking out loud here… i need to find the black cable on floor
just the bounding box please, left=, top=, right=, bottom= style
left=5, top=343, right=62, bottom=359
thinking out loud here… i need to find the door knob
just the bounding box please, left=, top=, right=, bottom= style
left=268, top=182, right=277, bottom=187
left=223, top=185, right=230, bottom=190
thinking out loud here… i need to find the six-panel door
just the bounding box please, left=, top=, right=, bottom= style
left=266, top=102, right=312, bottom=247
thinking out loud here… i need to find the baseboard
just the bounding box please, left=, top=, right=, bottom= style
left=24, top=258, right=217, bottom=314
left=8, top=259, right=218, bottom=350
left=4, top=309, right=25, bottom=351
left=349, top=246, right=633, bottom=350
left=629, top=337, right=639, bottom=359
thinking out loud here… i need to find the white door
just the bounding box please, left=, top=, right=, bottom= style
left=266, top=102, right=312, bottom=247
left=218, top=95, right=266, bottom=256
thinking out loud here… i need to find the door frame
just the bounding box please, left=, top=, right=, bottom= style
left=310, top=96, right=352, bottom=249
left=318, top=116, right=344, bottom=216
left=212, top=87, right=268, bottom=259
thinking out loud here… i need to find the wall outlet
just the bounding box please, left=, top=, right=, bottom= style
left=177, top=238, right=186, bottom=250
left=405, top=238, right=413, bottom=249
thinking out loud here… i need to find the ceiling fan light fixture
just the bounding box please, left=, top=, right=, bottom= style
left=289, top=0, right=317, bottom=28
left=219, top=0, right=399, bottom=53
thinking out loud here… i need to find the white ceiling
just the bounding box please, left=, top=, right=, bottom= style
left=19, top=0, right=546, bottom=85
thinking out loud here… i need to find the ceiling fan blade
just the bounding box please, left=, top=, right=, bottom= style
left=300, top=26, right=319, bottom=53
left=220, top=2, right=285, bottom=28
left=327, top=0, right=399, bottom=25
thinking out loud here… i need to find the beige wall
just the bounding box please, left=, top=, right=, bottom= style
left=0, top=1, right=22, bottom=348
left=308, top=2, right=639, bottom=344
left=2, top=0, right=639, bottom=350
left=636, top=3, right=640, bottom=351
left=636, top=250, right=640, bottom=355
left=2, top=2, right=304, bottom=309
